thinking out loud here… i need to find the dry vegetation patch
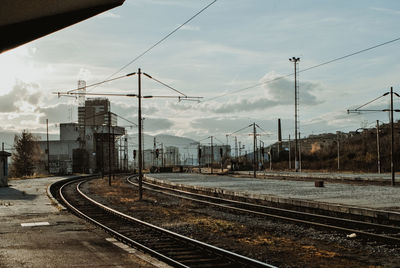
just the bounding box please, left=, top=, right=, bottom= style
left=83, top=176, right=400, bottom=268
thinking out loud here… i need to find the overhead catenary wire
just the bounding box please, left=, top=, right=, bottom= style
left=255, top=124, right=272, bottom=136
left=352, top=93, right=388, bottom=111
left=67, top=72, right=136, bottom=93
left=100, top=0, right=218, bottom=83
left=117, top=114, right=138, bottom=126
left=205, top=36, right=400, bottom=102
left=227, top=124, right=252, bottom=136
left=213, top=137, right=225, bottom=145
left=145, top=73, right=187, bottom=97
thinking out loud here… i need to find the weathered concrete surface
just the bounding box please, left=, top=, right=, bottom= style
left=0, top=177, right=169, bottom=268
left=238, top=170, right=396, bottom=182
left=146, top=173, right=400, bottom=221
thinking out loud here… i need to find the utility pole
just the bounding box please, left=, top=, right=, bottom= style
left=210, top=136, right=214, bottom=174
left=278, top=118, right=282, bottom=159
left=253, top=123, right=256, bottom=178
left=46, top=119, right=50, bottom=174
left=153, top=137, right=156, bottom=167
left=138, top=68, right=143, bottom=200
left=290, top=57, right=300, bottom=172
left=259, top=140, right=264, bottom=169
left=269, top=147, right=272, bottom=170
left=112, top=123, right=115, bottom=180
left=337, top=131, right=340, bottom=170
left=108, top=111, right=111, bottom=186
left=161, top=143, right=164, bottom=168
left=390, top=86, right=395, bottom=186
left=288, top=135, right=291, bottom=169
left=299, top=132, right=302, bottom=172
left=234, top=136, right=238, bottom=159
left=347, top=87, right=398, bottom=186
left=376, top=120, right=381, bottom=174
left=238, top=141, right=241, bottom=157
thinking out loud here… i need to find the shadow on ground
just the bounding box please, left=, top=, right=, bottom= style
left=0, top=187, right=37, bottom=201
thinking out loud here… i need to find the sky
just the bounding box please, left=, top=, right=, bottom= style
left=1, top=0, right=400, bottom=149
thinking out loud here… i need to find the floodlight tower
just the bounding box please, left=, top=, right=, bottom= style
left=289, top=57, right=300, bottom=172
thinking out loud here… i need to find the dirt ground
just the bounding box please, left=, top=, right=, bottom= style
left=83, top=176, right=400, bottom=268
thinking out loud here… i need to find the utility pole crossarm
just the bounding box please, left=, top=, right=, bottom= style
left=347, top=87, right=396, bottom=186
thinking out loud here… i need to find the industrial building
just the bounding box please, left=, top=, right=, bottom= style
left=135, top=146, right=180, bottom=170
left=198, top=145, right=231, bottom=166
left=38, top=98, right=126, bottom=174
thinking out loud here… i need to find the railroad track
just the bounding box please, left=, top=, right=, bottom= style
left=127, top=176, right=400, bottom=245
left=55, top=177, right=275, bottom=268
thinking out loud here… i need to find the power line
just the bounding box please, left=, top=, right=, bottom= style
left=103, top=0, right=217, bottom=82
left=205, top=36, right=400, bottom=102
left=227, top=124, right=252, bottom=136
left=145, top=74, right=186, bottom=96
left=214, top=137, right=225, bottom=145
left=116, top=114, right=137, bottom=126
left=68, top=72, right=136, bottom=93
left=255, top=124, right=271, bottom=136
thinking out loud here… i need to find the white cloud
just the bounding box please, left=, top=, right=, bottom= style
left=369, top=7, right=400, bottom=15
left=0, top=81, right=43, bottom=113
left=97, top=11, right=121, bottom=19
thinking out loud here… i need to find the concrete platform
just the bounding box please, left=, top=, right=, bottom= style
left=0, top=176, right=169, bottom=268
left=145, top=173, right=400, bottom=222
left=237, top=170, right=398, bottom=183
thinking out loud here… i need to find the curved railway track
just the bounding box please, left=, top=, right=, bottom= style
left=55, top=177, right=276, bottom=268
left=127, top=176, right=400, bottom=245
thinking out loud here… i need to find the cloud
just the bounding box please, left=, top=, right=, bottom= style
left=173, top=72, right=324, bottom=115
left=0, top=81, right=42, bottom=113
left=190, top=117, right=279, bottom=136
left=260, top=72, right=323, bottom=106
left=207, top=98, right=278, bottom=113
left=111, top=102, right=159, bottom=121
left=143, top=118, right=174, bottom=132
left=97, top=11, right=121, bottom=19
left=369, top=7, right=400, bottom=15
left=37, top=103, right=75, bottom=124
left=122, top=116, right=174, bottom=132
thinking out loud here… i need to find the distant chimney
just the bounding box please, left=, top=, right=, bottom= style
left=278, top=119, right=282, bottom=157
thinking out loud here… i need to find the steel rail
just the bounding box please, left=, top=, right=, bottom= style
left=58, top=177, right=276, bottom=268
left=127, top=177, right=400, bottom=244
left=59, top=179, right=187, bottom=268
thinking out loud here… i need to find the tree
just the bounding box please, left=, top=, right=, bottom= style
left=10, top=130, right=40, bottom=177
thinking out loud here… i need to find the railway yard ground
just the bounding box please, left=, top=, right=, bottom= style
left=1, top=172, right=400, bottom=267
left=0, top=176, right=168, bottom=268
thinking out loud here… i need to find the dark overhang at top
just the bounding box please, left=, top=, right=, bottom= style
left=0, top=0, right=125, bottom=54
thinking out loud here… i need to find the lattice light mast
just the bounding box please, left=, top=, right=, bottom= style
left=289, top=57, right=300, bottom=172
